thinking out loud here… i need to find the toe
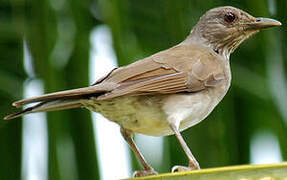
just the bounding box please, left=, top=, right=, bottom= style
left=189, top=161, right=200, bottom=170
left=172, top=165, right=191, bottom=172
left=172, top=164, right=200, bottom=173
left=133, top=169, right=158, bottom=177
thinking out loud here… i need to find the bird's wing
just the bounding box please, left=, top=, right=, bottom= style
left=12, top=44, right=225, bottom=107
left=96, top=44, right=226, bottom=100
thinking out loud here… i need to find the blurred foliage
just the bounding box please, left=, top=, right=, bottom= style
left=0, top=0, right=25, bottom=179
left=0, top=0, right=286, bottom=180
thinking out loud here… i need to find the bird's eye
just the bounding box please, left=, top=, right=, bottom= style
left=224, top=12, right=236, bottom=23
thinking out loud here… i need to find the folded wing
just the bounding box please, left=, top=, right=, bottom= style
left=96, top=44, right=226, bottom=99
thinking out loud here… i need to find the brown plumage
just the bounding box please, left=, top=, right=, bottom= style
left=4, top=6, right=281, bottom=177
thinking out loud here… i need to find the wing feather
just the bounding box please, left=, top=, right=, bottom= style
left=98, top=72, right=188, bottom=100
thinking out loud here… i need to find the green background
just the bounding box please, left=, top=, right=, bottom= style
left=0, top=0, right=286, bottom=179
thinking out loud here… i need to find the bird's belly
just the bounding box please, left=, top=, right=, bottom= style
left=82, top=88, right=226, bottom=136
left=82, top=95, right=171, bottom=136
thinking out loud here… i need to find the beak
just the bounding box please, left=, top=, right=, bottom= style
left=246, top=17, right=281, bottom=30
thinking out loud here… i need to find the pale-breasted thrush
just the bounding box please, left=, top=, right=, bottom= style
left=5, top=6, right=281, bottom=177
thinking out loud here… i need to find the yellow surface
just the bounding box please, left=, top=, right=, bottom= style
left=126, top=162, right=287, bottom=180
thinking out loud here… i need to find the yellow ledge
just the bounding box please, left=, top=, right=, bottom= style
left=126, top=162, right=287, bottom=180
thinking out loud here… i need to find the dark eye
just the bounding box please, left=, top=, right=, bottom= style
left=224, top=12, right=236, bottom=23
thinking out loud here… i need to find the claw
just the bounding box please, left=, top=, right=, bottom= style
left=133, top=169, right=158, bottom=177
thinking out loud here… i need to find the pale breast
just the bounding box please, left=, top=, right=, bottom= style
left=163, top=86, right=229, bottom=134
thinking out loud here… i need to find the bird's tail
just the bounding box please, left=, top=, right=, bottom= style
left=4, top=85, right=106, bottom=120
left=4, top=99, right=83, bottom=120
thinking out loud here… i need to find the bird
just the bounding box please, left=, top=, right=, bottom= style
left=4, top=6, right=281, bottom=177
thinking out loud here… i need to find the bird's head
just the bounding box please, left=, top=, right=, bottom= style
left=190, top=6, right=281, bottom=58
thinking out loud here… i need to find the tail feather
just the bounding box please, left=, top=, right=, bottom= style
left=5, top=84, right=108, bottom=120
left=12, top=85, right=106, bottom=108
left=4, top=99, right=83, bottom=120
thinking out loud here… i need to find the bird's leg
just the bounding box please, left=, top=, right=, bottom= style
left=120, top=127, right=158, bottom=177
left=169, top=123, right=200, bottom=172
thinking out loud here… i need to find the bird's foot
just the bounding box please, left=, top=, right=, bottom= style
left=172, top=163, right=200, bottom=172
left=133, top=169, right=158, bottom=177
